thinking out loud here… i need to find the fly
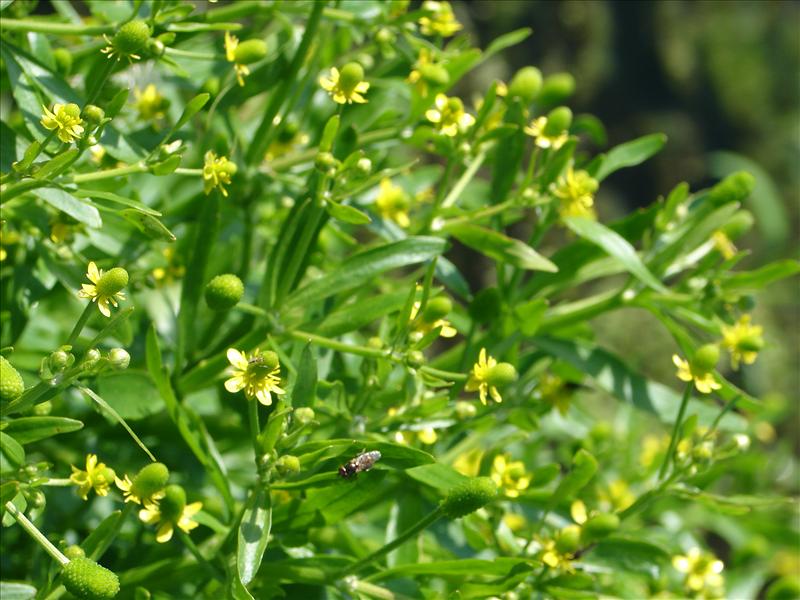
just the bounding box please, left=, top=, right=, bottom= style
left=338, top=450, right=381, bottom=479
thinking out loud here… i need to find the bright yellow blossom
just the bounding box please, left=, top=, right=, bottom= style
left=77, top=261, right=127, bottom=318
left=490, top=454, right=531, bottom=498
left=115, top=475, right=165, bottom=505
left=524, top=116, right=569, bottom=150
left=721, top=314, right=763, bottom=369
left=552, top=167, right=598, bottom=219
left=375, top=178, right=411, bottom=227
left=225, top=31, right=250, bottom=87
left=393, top=427, right=438, bottom=445
left=40, top=103, right=84, bottom=144
left=225, top=348, right=285, bottom=406
left=134, top=84, right=168, bottom=121
left=319, top=65, right=370, bottom=104
left=465, top=348, right=501, bottom=405
left=418, top=1, right=462, bottom=37
left=409, top=301, right=457, bottom=338
left=672, top=354, right=721, bottom=394
left=139, top=496, right=202, bottom=543
left=539, top=537, right=576, bottom=573
left=425, top=93, right=475, bottom=136
left=673, top=547, right=725, bottom=599
left=203, top=151, right=237, bottom=197
left=70, top=454, right=116, bottom=501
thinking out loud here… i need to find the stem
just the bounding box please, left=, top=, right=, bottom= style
left=176, top=529, right=225, bottom=581
left=5, top=501, right=69, bottom=565
left=163, top=47, right=217, bottom=60
left=66, top=303, right=95, bottom=346
left=419, top=365, right=468, bottom=382
left=440, top=149, right=487, bottom=210
left=0, top=18, right=113, bottom=35
left=174, top=168, right=203, bottom=176
left=85, top=59, right=116, bottom=107
left=267, top=128, right=398, bottom=172
left=248, top=399, right=260, bottom=458
left=287, top=330, right=389, bottom=360
left=658, top=383, right=693, bottom=480
left=69, top=163, right=146, bottom=184
left=1, top=178, right=48, bottom=203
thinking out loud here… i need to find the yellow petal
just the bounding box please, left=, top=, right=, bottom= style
left=87, top=262, right=101, bottom=283
left=227, top=348, right=249, bottom=370
left=156, top=522, right=174, bottom=543
left=224, top=376, right=246, bottom=393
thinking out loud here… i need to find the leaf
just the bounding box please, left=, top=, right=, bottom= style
left=291, top=344, right=317, bottom=407
left=563, top=216, right=666, bottom=292
left=513, top=298, right=548, bottom=336
left=387, top=492, right=423, bottom=567
left=285, top=237, right=447, bottom=308
left=447, top=223, right=557, bottom=272
left=1, top=417, right=83, bottom=444
left=96, top=371, right=164, bottom=420
left=312, top=290, right=408, bottom=337
left=172, top=93, right=210, bottom=132
left=120, top=209, right=177, bottom=242
left=370, top=557, right=537, bottom=581
left=0, top=583, right=37, bottom=600
left=78, top=386, right=156, bottom=461
left=237, top=487, right=272, bottom=586
left=547, top=449, right=597, bottom=510
left=720, top=260, right=800, bottom=292
left=588, top=536, right=670, bottom=575
left=32, top=147, right=78, bottom=180
left=1, top=481, right=19, bottom=505
left=73, top=190, right=161, bottom=216
left=148, top=154, right=181, bottom=176
left=82, top=510, right=123, bottom=560
left=405, top=463, right=468, bottom=491
left=593, top=133, right=667, bottom=182
left=294, top=439, right=435, bottom=471
left=484, top=28, right=532, bottom=59
left=0, top=432, right=25, bottom=469
left=326, top=201, right=371, bottom=225
left=35, top=187, right=102, bottom=228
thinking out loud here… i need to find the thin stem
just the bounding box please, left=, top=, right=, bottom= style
left=69, top=163, right=146, bottom=184
left=0, top=18, right=113, bottom=35
left=174, top=168, right=203, bottom=176
left=176, top=529, right=225, bottom=581
left=164, top=47, right=217, bottom=60
left=248, top=399, right=261, bottom=458
left=287, top=330, right=389, bottom=360
left=440, top=149, right=487, bottom=209
left=66, top=303, right=95, bottom=346
left=5, top=501, right=69, bottom=565
left=85, top=59, right=116, bottom=107
left=658, top=383, right=693, bottom=480
left=420, top=365, right=468, bottom=382
left=267, top=128, right=398, bottom=172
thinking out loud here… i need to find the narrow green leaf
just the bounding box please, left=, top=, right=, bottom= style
left=312, top=290, right=408, bottom=337
left=35, top=187, right=102, bottom=228
left=121, top=209, right=177, bottom=242
left=405, top=463, right=468, bottom=491
left=548, top=449, right=597, bottom=509
left=326, top=201, right=371, bottom=225
left=0, top=432, right=25, bottom=468
left=291, top=344, right=317, bottom=407
left=563, top=216, right=666, bottom=292
left=32, top=147, right=78, bottom=180
left=1, top=481, right=19, bottom=505
left=447, top=223, right=557, bottom=272
left=173, top=93, right=210, bottom=132
left=148, top=154, right=181, bottom=176
left=78, top=386, right=156, bottom=461
left=82, top=510, right=123, bottom=560
left=73, top=190, right=161, bottom=216
left=319, top=115, right=340, bottom=153
left=587, top=536, right=670, bottom=575
left=593, top=133, right=667, bottom=182
left=0, top=583, right=37, bottom=600
left=720, top=259, right=800, bottom=292
left=484, top=28, right=532, bottom=59
left=2, top=417, right=83, bottom=444
left=513, top=298, right=548, bottom=336
left=370, top=557, right=537, bottom=581
left=96, top=371, right=164, bottom=420
left=237, top=487, right=272, bottom=586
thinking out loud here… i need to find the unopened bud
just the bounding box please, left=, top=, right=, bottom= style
left=692, top=344, right=720, bottom=373
left=555, top=524, right=581, bottom=554
left=422, top=296, right=452, bottom=322
left=275, top=455, right=300, bottom=476
left=82, top=105, right=105, bottom=127
left=543, top=106, right=572, bottom=136
left=108, top=348, right=130, bottom=370
left=294, top=407, right=315, bottom=425
left=507, top=66, right=542, bottom=103
left=455, top=401, right=476, bottom=419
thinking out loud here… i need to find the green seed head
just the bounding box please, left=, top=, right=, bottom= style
left=260, top=350, right=280, bottom=370
left=159, top=484, right=186, bottom=523
left=582, top=513, right=620, bottom=540
left=738, top=333, right=765, bottom=353
left=234, top=39, right=267, bottom=65
left=204, top=274, right=244, bottom=311
left=538, top=72, right=576, bottom=106
left=113, top=20, right=151, bottom=56
left=422, top=296, right=452, bottom=322
left=486, top=363, right=518, bottom=387
left=62, top=557, right=120, bottom=600
left=53, top=48, right=73, bottom=75
left=64, top=545, right=86, bottom=560
left=0, top=356, right=25, bottom=403
left=83, top=105, right=105, bottom=127
left=543, top=106, right=573, bottom=136
left=508, top=66, right=543, bottom=103
left=440, top=477, right=497, bottom=519
left=294, top=407, right=315, bottom=425
left=339, top=62, right=365, bottom=94
left=420, top=63, right=450, bottom=87
left=692, top=344, right=720, bottom=373
left=275, top=455, right=301, bottom=476
left=96, top=267, right=128, bottom=297
left=555, top=524, right=582, bottom=554
left=107, top=348, right=130, bottom=370
left=131, top=462, right=169, bottom=501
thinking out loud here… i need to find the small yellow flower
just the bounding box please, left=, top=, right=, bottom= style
left=319, top=64, right=370, bottom=104
left=552, top=167, right=598, bottom=219
left=721, top=314, right=763, bottom=370
left=409, top=300, right=457, bottom=338
left=407, top=47, right=449, bottom=97
left=115, top=474, right=165, bottom=505
left=672, top=547, right=725, bottom=598
left=77, top=261, right=128, bottom=318
left=452, top=448, right=483, bottom=477
left=539, top=537, right=575, bottom=573
left=224, top=31, right=250, bottom=87
left=524, top=116, right=568, bottom=150
left=465, top=348, right=501, bottom=405
left=640, top=434, right=670, bottom=468
left=711, top=230, right=737, bottom=260
left=139, top=497, right=202, bottom=543
left=490, top=454, right=531, bottom=498
left=225, top=348, right=285, bottom=406
left=203, top=151, right=237, bottom=197
left=672, top=354, right=721, bottom=394
left=375, top=178, right=412, bottom=227
left=133, top=84, right=169, bottom=122
left=393, top=427, right=438, bottom=445
left=152, top=246, right=185, bottom=285
left=70, top=454, right=116, bottom=501
left=425, top=93, right=475, bottom=136
left=40, top=103, right=84, bottom=144
left=418, top=1, right=462, bottom=37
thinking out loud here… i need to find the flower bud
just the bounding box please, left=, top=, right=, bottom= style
left=315, top=151, right=337, bottom=172
left=131, top=462, right=170, bottom=500
left=440, top=477, right=497, bottom=519
left=356, top=157, right=372, bottom=175
left=486, top=363, right=518, bottom=387
left=720, top=210, right=754, bottom=240
left=202, top=77, right=221, bottom=97
left=96, top=267, right=128, bottom=298
left=33, top=400, right=52, bottom=415
left=422, top=296, right=452, bottom=322
left=0, top=356, right=25, bottom=403
left=469, top=287, right=502, bottom=324
left=582, top=513, right=619, bottom=540
left=64, top=545, right=86, bottom=560
left=692, top=344, right=720, bottom=373
left=62, top=103, right=81, bottom=119
left=82, top=105, right=105, bottom=127
left=367, top=337, right=383, bottom=350
left=420, top=63, right=450, bottom=87
left=692, top=440, right=714, bottom=463
left=48, top=349, right=72, bottom=372
left=204, top=273, right=244, bottom=311
left=455, top=401, right=476, bottom=419
left=159, top=484, right=186, bottom=523
left=537, top=72, right=575, bottom=106
left=555, top=524, right=581, bottom=554
left=543, top=106, right=572, bottom=136
left=507, top=66, right=542, bottom=103
left=406, top=350, right=425, bottom=369
left=53, top=47, right=73, bottom=75
left=339, top=62, right=365, bottom=94
left=108, top=348, right=130, bottom=370
left=62, top=557, right=120, bottom=600
left=84, top=349, right=102, bottom=368
left=275, top=455, right=300, bottom=476
left=376, top=27, right=395, bottom=45
left=294, top=407, right=315, bottom=425
left=234, top=39, right=267, bottom=65
left=113, top=20, right=151, bottom=56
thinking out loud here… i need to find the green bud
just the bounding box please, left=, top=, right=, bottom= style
left=0, top=356, right=25, bottom=403
left=720, top=210, right=754, bottom=240
left=204, top=273, right=244, bottom=311
left=131, top=462, right=169, bottom=501
left=692, top=440, right=714, bottom=462
left=543, top=106, right=572, bottom=136
left=537, top=72, right=575, bottom=107
left=455, top=401, right=476, bottom=419
left=508, top=66, right=543, bottom=103
left=275, top=455, right=300, bottom=476
left=469, top=287, right=502, bottom=324
left=440, top=477, right=497, bottom=519
left=159, top=484, right=186, bottom=523
left=261, top=350, right=280, bottom=370
left=53, top=48, right=73, bottom=75
left=294, top=407, right=315, bottom=425
left=339, top=62, right=365, bottom=94
left=157, top=32, right=176, bottom=45
left=406, top=350, right=425, bottom=369
left=420, top=63, right=450, bottom=87
left=48, top=350, right=72, bottom=371
left=367, top=337, right=384, bottom=350
left=84, top=349, right=101, bottom=368
left=96, top=267, right=128, bottom=297
left=33, top=400, right=52, bottom=415
left=82, top=105, right=105, bottom=127
left=113, top=20, right=151, bottom=56
left=64, top=545, right=86, bottom=560
left=315, top=151, right=337, bottom=172
left=202, top=77, right=221, bottom=97
left=147, top=39, right=165, bottom=57
left=582, top=513, right=619, bottom=540
left=63, top=103, right=82, bottom=119
left=486, top=363, right=518, bottom=387
left=234, top=39, right=267, bottom=65
left=107, top=348, right=130, bottom=370
left=555, top=524, right=581, bottom=554
left=692, top=344, right=720, bottom=373
left=134, top=588, right=152, bottom=600
left=708, top=171, right=755, bottom=206
left=376, top=27, right=395, bottom=45
left=356, top=157, right=372, bottom=175
left=422, top=296, right=452, bottom=322
left=62, top=557, right=120, bottom=600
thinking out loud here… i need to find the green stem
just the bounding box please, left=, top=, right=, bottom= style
left=537, top=289, right=621, bottom=333
left=0, top=18, right=113, bottom=35
left=658, top=383, right=693, bottom=480
left=4, top=501, right=69, bottom=565
left=1, top=178, right=48, bottom=203
left=176, top=529, right=225, bottom=581
left=174, top=168, right=203, bottom=176
left=422, top=159, right=456, bottom=231
left=287, top=330, right=389, bottom=360
left=248, top=398, right=261, bottom=458
left=66, top=303, right=95, bottom=346
left=85, top=59, right=117, bottom=107
left=267, top=128, right=398, bottom=172
left=69, top=163, right=146, bottom=184
left=440, top=149, right=487, bottom=210
left=419, top=365, right=468, bottom=382
left=163, top=47, right=217, bottom=60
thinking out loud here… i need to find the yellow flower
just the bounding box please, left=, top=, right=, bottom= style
left=77, top=261, right=127, bottom=318
left=524, top=116, right=569, bottom=150
left=672, top=354, right=721, bottom=394
left=721, top=314, right=763, bottom=370
left=319, top=64, right=370, bottom=104
left=70, top=454, right=116, bottom=501
left=406, top=47, right=449, bottom=97
left=425, top=93, right=475, bottom=136
left=672, top=547, right=725, bottom=598
left=490, top=454, right=531, bottom=498
left=203, top=151, right=237, bottom=197
left=393, top=427, right=438, bottom=445
left=225, top=348, right=285, bottom=406
left=418, top=1, right=462, bottom=37
left=452, top=448, right=483, bottom=477
left=152, top=246, right=184, bottom=285
left=224, top=31, right=250, bottom=87
left=40, top=103, right=84, bottom=144
left=133, top=84, right=168, bottom=122
left=539, top=537, right=575, bottom=573
left=409, top=300, right=457, bottom=338
left=465, top=348, right=501, bottom=405
left=139, top=495, right=202, bottom=543
left=375, top=178, right=411, bottom=227
left=711, top=230, right=737, bottom=260
left=552, top=167, right=598, bottom=219
left=640, top=434, right=670, bottom=468
left=115, top=474, right=165, bottom=505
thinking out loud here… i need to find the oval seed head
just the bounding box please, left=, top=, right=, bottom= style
left=64, top=545, right=86, bottom=560
left=83, top=105, right=106, bottom=127
left=275, top=455, right=301, bottom=476
left=486, top=363, right=518, bottom=387
left=422, top=296, right=452, bottom=322
left=107, top=348, right=130, bottom=371
left=294, top=407, right=315, bottom=425
left=543, top=106, right=573, bottom=136
left=582, top=513, right=620, bottom=540
left=113, top=20, right=151, bottom=56
left=441, top=477, right=497, bottom=519
left=537, top=72, right=576, bottom=106
left=131, top=462, right=170, bottom=500
left=234, top=39, right=267, bottom=65
left=53, top=48, right=73, bottom=75
left=508, top=66, right=543, bottom=103
left=420, top=63, right=450, bottom=87
left=62, top=557, right=120, bottom=600
left=96, top=267, right=128, bottom=297
left=555, top=524, right=582, bottom=554
left=338, top=62, right=365, bottom=94
left=0, top=356, right=25, bottom=403
left=692, top=344, right=720, bottom=373
left=204, top=274, right=244, bottom=311
left=720, top=210, right=754, bottom=240
left=261, top=350, right=280, bottom=370
left=159, top=484, right=186, bottom=523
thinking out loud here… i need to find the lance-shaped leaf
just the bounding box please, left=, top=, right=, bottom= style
left=237, top=487, right=272, bottom=586
left=446, top=223, right=557, bottom=272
